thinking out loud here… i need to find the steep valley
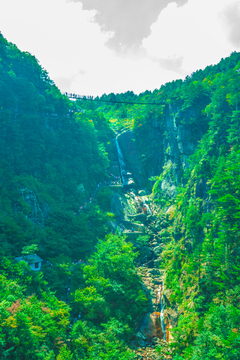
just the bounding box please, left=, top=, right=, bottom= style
left=108, top=133, right=178, bottom=359
left=0, top=33, right=240, bottom=359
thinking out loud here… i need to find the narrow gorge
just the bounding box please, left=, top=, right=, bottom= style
left=0, top=34, right=239, bottom=359
left=109, top=132, right=175, bottom=359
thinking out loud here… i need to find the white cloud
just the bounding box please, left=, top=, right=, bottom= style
left=70, top=55, right=180, bottom=95
left=0, top=0, right=181, bottom=95
left=0, top=0, right=111, bottom=79
left=1, top=0, right=240, bottom=96
left=143, top=0, right=240, bottom=75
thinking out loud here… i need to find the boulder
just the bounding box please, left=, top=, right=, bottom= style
left=154, top=258, right=162, bottom=267
left=137, top=312, right=163, bottom=343
left=153, top=245, right=162, bottom=256
left=148, top=268, right=162, bottom=276
left=139, top=246, right=153, bottom=263
left=128, top=213, right=147, bottom=223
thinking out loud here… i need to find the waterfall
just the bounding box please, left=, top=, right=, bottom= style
left=144, top=203, right=152, bottom=216
left=157, top=285, right=161, bottom=304
left=160, top=282, right=166, bottom=341
left=115, top=136, right=128, bottom=187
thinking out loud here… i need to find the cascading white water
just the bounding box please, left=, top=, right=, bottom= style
left=115, top=136, right=128, bottom=187
left=160, top=282, right=166, bottom=341
left=144, top=203, right=152, bottom=216
left=157, top=285, right=161, bottom=304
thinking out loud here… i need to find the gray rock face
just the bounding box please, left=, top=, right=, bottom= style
left=21, top=189, right=49, bottom=227
left=137, top=312, right=162, bottom=343
left=116, top=104, right=203, bottom=197
left=152, top=245, right=163, bottom=257
left=139, top=246, right=153, bottom=263
left=110, top=190, right=137, bottom=220
left=135, top=331, right=148, bottom=347
left=159, top=105, right=200, bottom=197
left=148, top=268, right=164, bottom=276
left=128, top=213, right=147, bottom=223
left=118, top=130, right=148, bottom=187
left=111, top=191, right=126, bottom=220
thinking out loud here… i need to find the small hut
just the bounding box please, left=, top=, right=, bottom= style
left=15, top=254, right=43, bottom=271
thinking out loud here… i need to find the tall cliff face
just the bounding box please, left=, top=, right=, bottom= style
left=21, top=189, right=50, bottom=227
left=118, top=130, right=148, bottom=187
left=114, top=58, right=240, bottom=358
left=117, top=103, right=204, bottom=197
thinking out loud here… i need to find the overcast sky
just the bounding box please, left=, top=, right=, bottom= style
left=1, top=0, right=240, bottom=96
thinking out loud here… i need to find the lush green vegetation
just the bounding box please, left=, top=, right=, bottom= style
left=0, top=236, right=147, bottom=359
left=1, top=31, right=240, bottom=359
left=158, top=66, right=240, bottom=359
left=0, top=33, right=146, bottom=358
left=90, top=51, right=240, bottom=359
left=0, top=33, right=115, bottom=261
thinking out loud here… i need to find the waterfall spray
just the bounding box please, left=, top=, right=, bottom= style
left=115, top=136, right=128, bottom=187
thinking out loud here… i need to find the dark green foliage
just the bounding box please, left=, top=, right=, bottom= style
left=152, top=56, right=240, bottom=359
left=0, top=34, right=138, bottom=358
left=72, top=235, right=147, bottom=325
left=92, top=50, right=240, bottom=359
left=0, top=33, right=114, bottom=262
left=1, top=32, right=240, bottom=359
left=70, top=234, right=146, bottom=358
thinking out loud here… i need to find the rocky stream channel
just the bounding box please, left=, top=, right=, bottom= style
left=108, top=134, right=178, bottom=360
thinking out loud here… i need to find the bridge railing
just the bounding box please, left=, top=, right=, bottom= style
left=62, top=92, right=95, bottom=100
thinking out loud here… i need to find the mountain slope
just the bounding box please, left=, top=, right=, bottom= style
left=0, top=32, right=240, bottom=359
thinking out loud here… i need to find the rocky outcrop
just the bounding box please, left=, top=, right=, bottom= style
left=136, top=312, right=163, bottom=344
left=158, top=105, right=201, bottom=197
left=112, top=128, right=179, bottom=354
left=128, top=213, right=147, bottom=223
left=118, top=130, right=149, bottom=187
left=21, top=189, right=49, bottom=227
left=135, top=268, right=170, bottom=346
left=117, top=104, right=204, bottom=197
left=110, top=189, right=137, bottom=220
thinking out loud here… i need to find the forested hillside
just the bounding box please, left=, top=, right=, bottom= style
left=92, top=51, right=240, bottom=359
left=0, top=33, right=147, bottom=359
left=0, top=32, right=240, bottom=359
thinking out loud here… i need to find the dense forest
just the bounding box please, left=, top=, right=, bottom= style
left=0, top=32, right=240, bottom=359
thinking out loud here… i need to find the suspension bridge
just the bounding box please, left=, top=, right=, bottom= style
left=63, top=92, right=165, bottom=106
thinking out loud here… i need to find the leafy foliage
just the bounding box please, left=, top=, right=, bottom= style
left=1, top=32, right=240, bottom=359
